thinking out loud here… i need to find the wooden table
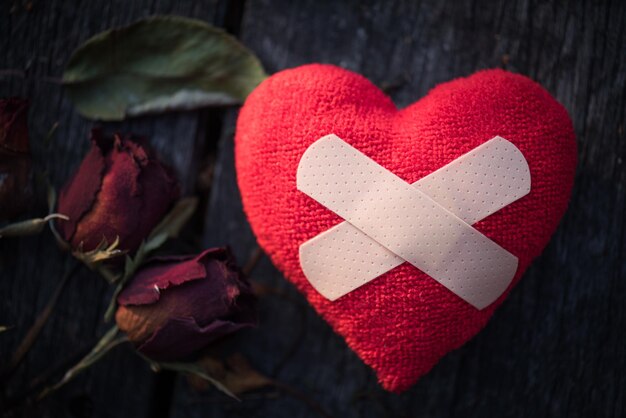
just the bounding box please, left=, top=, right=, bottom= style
left=1, top=1, right=624, bottom=417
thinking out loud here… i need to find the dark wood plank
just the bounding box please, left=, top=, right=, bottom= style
left=0, top=1, right=231, bottom=417
left=173, top=0, right=626, bottom=417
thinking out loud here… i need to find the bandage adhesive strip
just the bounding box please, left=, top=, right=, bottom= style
left=297, top=134, right=531, bottom=309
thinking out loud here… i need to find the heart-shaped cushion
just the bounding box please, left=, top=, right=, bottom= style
left=235, top=64, right=576, bottom=392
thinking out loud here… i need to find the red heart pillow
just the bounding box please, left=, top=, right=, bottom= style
left=235, top=65, right=576, bottom=392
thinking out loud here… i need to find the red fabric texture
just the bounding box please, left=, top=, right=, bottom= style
left=235, top=64, right=576, bottom=392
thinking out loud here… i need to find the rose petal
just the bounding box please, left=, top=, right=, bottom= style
left=70, top=135, right=143, bottom=250
left=116, top=248, right=228, bottom=304
left=57, top=129, right=106, bottom=242
left=118, top=254, right=204, bottom=306
left=116, top=247, right=258, bottom=359
left=137, top=316, right=254, bottom=361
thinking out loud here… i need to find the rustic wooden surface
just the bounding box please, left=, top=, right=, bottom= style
left=1, top=0, right=625, bottom=417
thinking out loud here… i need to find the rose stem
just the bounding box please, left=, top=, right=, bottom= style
left=1, top=342, right=94, bottom=412
left=1, top=259, right=81, bottom=381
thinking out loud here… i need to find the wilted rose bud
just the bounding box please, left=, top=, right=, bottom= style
left=57, top=129, right=179, bottom=254
left=0, top=97, right=31, bottom=220
left=115, top=248, right=257, bottom=361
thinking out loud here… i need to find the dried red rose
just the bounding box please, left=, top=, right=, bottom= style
left=0, top=97, right=32, bottom=220
left=56, top=129, right=179, bottom=253
left=115, top=248, right=257, bottom=361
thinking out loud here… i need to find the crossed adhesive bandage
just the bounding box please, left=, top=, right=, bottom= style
left=297, top=134, right=531, bottom=310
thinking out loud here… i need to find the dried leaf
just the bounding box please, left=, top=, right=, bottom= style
left=63, top=16, right=267, bottom=121
left=73, top=237, right=124, bottom=282
left=38, top=326, right=126, bottom=400
left=188, top=354, right=332, bottom=418
left=147, top=358, right=239, bottom=400
left=46, top=182, right=57, bottom=213
left=0, top=213, right=69, bottom=238
left=73, top=236, right=123, bottom=263
left=46, top=182, right=71, bottom=250
left=188, top=353, right=272, bottom=396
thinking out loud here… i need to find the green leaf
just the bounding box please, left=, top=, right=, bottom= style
left=63, top=16, right=267, bottom=121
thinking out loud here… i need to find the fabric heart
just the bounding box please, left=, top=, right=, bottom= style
left=235, top=65, right=576, bottom=392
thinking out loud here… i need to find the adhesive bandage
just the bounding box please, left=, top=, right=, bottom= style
left=297, top=134, right=531, bottom=309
